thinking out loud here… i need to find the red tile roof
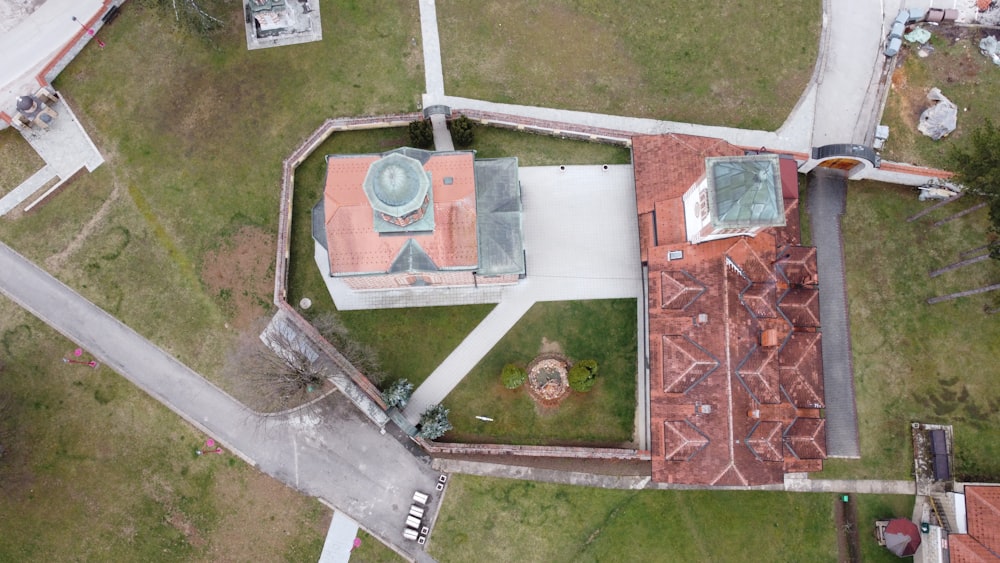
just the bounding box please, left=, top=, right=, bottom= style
left=958, top=486, right=1000, bottom=561
left=324, top=152, right=479, bottom=275
left=635, top=134, right=826, bottom=485
left=951, top=534, right=1000, bottom=563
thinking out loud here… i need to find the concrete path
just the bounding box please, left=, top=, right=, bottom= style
left=318, top=511, right=360, bottom=563
left=0, top=241, right=440, bottom=562
left=807, top=168, right=861, bottom=458
left=433, top=458, right=915, bottom=494
left=418, top=0, right=445, bottom=100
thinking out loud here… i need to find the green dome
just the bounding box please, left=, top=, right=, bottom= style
left=362, top=152, right=430, bottom=219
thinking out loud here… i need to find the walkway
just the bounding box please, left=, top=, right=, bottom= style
left=807, top=168, right=861, bottom=458
left=402, top=165, right=646, bottom=436
left=0, top=241, right=439, bottom=562
left=432, top=458, right=916, bottom=495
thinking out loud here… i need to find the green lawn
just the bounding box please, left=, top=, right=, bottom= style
left=0, top=305, right=328, bottom=561
left=429, top=475, right=836, bottom=563
left=820, top=181, right=1000, bottom=480
left=856, top=495, right=916, bottom=562
left=443, top=300, right=637, bottom=446
left=467, top=126, right=630, bottom=166
left=881, top=27, right=1000, bottom=168
left=349, top=531, right=405, bottom=563
left=438, top=0, right=821, bottom=130
left=0, top=128, right=44, bottom=195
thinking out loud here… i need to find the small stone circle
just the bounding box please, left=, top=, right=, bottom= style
left=525, top=353, right=570, bottom=407
left=299, top=297, right=312, bottom=310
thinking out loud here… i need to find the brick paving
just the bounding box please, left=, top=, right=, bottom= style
left=807, top=168, right=861, bottom=458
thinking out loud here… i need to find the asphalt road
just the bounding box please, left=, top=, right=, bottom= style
left=0, top=241, right=440, bottom=562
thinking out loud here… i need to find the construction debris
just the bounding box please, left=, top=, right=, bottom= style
left=918, top=88, right=958, bottom=140
left=916, top=178, right=963, bottom=202
left=980, top=36, right=1000, bottom=66
left=905, top=27, right=933, bottom=44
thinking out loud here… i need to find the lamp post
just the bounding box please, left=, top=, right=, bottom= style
left=71, top=16, right=106, bottom=48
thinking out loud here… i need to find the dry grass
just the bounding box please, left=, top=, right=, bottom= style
left=0, top=127, right=44, bottom=195
left=0, top=305, right=328, bottom=561
left=438, top=0, right=821, bottom=130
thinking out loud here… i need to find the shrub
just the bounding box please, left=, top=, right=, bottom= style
left=383, top=379, right=414, bottom=409
left=449, top=115, right=475, bottom=147
left=418, top=404, right=452, bottom=440
left=568, top=359, right=599, bottom=392
left=408, top=119, right=434, bottom=149
left=501, top=363, right=527, bottom=389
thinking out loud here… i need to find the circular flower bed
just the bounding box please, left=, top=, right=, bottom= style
left=525, top=354, right=570, bottom=407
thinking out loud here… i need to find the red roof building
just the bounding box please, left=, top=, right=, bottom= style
left=951, top=486, right=1000, bottom=562
left=633, top=134, right=826, bottom=485
left=315, top=148, right=524, bottom=292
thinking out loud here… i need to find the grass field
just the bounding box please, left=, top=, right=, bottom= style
left=437, top=0, right=821, bottom=130
left=429, top=474, right=837, bottom=563
left=443, top=300, right=637, bottom=446
left=0, top=305, right=327, bottom=561
left=820, top=181, right=1000, bottom=480
left=0, top=128, right=44, bottom=195
left=881, top=27, right=1000, bottom=168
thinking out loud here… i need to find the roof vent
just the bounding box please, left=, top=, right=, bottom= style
left=667, top=250, right=683, bottom=261
left=761, top=329, right=779, bottom=347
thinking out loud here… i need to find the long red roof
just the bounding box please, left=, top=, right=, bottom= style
left=634, top=134, right=825, bottom=485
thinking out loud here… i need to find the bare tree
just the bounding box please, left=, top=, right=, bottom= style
left=228, top=321, right=328, bottom=413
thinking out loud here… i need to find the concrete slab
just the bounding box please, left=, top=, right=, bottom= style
left=243, top=0, right=322, bottom=51
left=19, top=93, right=103, bottom=176
left=318, top=511, right=359, bottom=563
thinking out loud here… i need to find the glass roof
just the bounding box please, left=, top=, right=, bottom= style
left=705, top=155, right=785, bottom=229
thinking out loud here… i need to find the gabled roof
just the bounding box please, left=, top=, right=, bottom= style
left=784, top=417, right=827, bottom=460
left=964, top=486, right=1000, bottom=558
left=663, top=420, right=710, bottom=462
left=389, top=239, right=438, bottom=273
left=950, top=534, right=1000, bottom=563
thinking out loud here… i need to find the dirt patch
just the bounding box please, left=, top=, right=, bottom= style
left=204, top=468, right=330, bottom=562
left=539, top=337, right=563, bottom=355
left=201, top=227, right=275, bottom=330
left=835, top=497, right=860, bottom=563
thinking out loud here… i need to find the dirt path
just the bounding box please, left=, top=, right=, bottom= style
left=44, top=181, right=121, bottom=270
left=835, top=496, right=861, bottom=563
